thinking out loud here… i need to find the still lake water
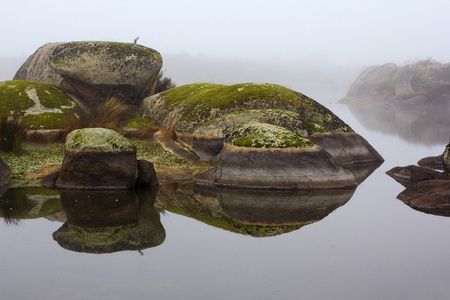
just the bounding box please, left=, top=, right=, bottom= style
left=1, top=95, right=449, bottom=300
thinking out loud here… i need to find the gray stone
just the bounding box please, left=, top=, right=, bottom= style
left=346, top=63, right=398, bottom=99
left=14, top=41, right=163, bottom=107
left=55, top=128, right=138, bottom=189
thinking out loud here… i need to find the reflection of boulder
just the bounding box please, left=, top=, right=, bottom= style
left=347, top=103, right=450, bottom=145
left=0, top=80, right=77, bottom=129
left=15, top=41, right=162, bottom=107
left=0, top=187, right=62, bottom=225
left=216, top=188, right=354, bottom=227
left=156, top=182, right=358, bottom=237
left=53, top=187, right=165, bottom=253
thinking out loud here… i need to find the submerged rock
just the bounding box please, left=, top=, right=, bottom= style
left=0, top=80, right=76, bottom=129
left=142, top=82, right=383, bottom=190
left=387, top=145, right=450, bottom=217
left=15, top=41, right=162, bottom=107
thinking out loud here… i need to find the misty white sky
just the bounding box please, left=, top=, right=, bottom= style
left=1, top=0, right=449, bottom=66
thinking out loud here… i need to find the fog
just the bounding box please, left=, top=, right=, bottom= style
left=1, top=0, right=449, bottom=100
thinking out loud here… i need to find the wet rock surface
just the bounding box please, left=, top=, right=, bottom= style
left=386, top=150, right=450, bottom=216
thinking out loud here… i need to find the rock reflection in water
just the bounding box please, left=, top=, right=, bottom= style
left=0, top=187, right=62, bottom=225
left=156, top=183, right=356, bottom=237
left=347, top=103, right=450, bottom=145
left=53, top=188, right=165, bottom=254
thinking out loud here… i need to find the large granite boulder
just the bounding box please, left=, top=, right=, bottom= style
left=194, top=122, right=357, bottom=190
left=143, top=83, right=383, bottom=166
left=0, top=80, right=76, bottom=129
left=14, top=43, right=69, bottom=91
left=15, top=41, right=162, bottom=107
left=53, top=128, right=157, bottom=189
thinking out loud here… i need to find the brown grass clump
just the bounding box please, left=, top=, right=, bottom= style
left=64, top=96, right=134, bottom=137
left=0, top=115, right=27, bottom=153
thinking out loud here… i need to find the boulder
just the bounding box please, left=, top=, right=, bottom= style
left=15, top=41, right=163, bottom=107
left=345, top=63, right=398, bottom=100
left=417, top=155, right=444, bottom=170
left=0, top=80, right=76, bottom=129
left=142, top=83, right=383, bottom=168
left=341, top=60, right=450, bottom=103
left=55, top=128, right=138, bottom=189
left=397, top=180, right=450, bottom=217
left=386, top=165, right=444, bottom=187
left=194, top=123, right=357, bottom=190
left=135, top=159, right=159, bottom=188
left=13, top=43, right=72, bottom=92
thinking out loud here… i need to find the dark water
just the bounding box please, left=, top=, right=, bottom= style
left=1, top=100, right=449, bottom=300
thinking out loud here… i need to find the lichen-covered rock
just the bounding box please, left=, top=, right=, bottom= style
left=143, top=83, right=353, bottom=133
left=0, top=80, right=76, bottom=129
left=50, top=41, right=162, bottom=106
left=15, top=41, right=162, bottom=107
left=224, top=122, right=314, bottom=148
left=143, top=82, right=382, bottom=167
left=13, top=43, right=73, bottom=92
left=56, top=128, right=138, bottom=189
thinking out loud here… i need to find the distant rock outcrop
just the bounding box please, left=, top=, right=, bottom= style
left=14, top=41, right=162, bottom=107
left=342, top=60, right=450, bottom=102
left=143, top=83, right=383, bottom=190
left=340, top=60, right=450, bottom=145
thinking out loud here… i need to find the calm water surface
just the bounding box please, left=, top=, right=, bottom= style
left=1, top=97, right=449, bottom=300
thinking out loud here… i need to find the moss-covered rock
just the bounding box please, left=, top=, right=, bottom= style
left=56, top=128, right=138, bottom=190
left=143, top=82, right=353, bottom=133
left=65, top=128, right=136, bottom=151
left=50, top=41, right=162, bottom=106
left=224, top=122, right=314, bottom=148
left=0, top=80, right=76, bottom=129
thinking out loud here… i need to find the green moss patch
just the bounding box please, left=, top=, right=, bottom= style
left=225, top=122, right=314, bottom=148
left=150, top=83, right=354, bottom=134
left=66, top=128, right=136, bottom=151
left=0, top=80, right=76, bottom=129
